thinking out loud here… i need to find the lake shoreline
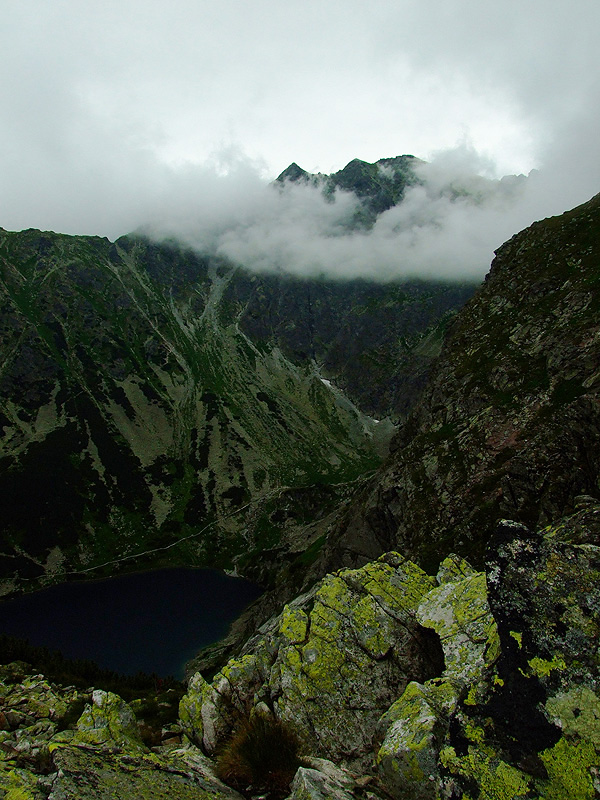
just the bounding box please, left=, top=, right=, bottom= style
left=0, top=567, right=262, bottom=679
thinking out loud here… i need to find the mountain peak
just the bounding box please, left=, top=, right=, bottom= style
left=275, top=162, right=310, bottom=183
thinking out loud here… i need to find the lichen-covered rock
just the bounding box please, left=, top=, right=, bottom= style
left=48, top=744, right=245, bottom=800
left=438, top=509, right=600, bottom=799
left=179, top=672, right=225, bottom=753
left=376, top=555, right=498, bottom=798
left=0, top=668, right=73, bottom=728
left=545, top=687, right=600, bottom=747
left=181, top=553, right=444, bottom=768
left=417, top=555, right=499, bottom=685
left=0, top=665, right=84, bottom=799
left=180, top=643, right=277, bottom=753
left=0, top=765, right=48, bottom=800
left=50, top=690, right=144, bottom=752
left=0, top=663, right=244, bottom=799
left=81, top=690, right=139, bottom=739
left=179, top=509, right=600, bottom=797
left=376, top=681, right=455, bottom=799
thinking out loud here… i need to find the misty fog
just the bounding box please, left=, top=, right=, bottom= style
left=140, top=147, right=591, bottom=282
left=1, top=0, right=599, bottom=282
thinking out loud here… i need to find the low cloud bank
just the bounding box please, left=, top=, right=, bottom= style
left=143, top=145, right=590, bottom=282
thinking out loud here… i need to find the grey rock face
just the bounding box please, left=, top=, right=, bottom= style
left=320, top=192, right=600, bottom=575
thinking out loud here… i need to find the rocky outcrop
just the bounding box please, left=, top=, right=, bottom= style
left=287, top=757, right=377, bottom=800
left=319, top=192, right=600, bottom=575
left=178, top=504, right=600, bottom=798
left=180, top=553, right=446, bottom=770
left=376, top=556, right=499, bottom=797
left=179, top=549, right=501, bottom=798
left=437, top=502, right=600, bottom=798
left=52, top=689, right=144, bottom=751
left=0, top=662, right=243, bottom=799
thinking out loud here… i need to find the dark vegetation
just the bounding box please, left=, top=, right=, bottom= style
left=216, top=713, right=304, bottom=798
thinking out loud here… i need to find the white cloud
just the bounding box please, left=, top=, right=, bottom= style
left=0, top=0, right=598, bottom=281
left=140, top=144, right=531, bottom=281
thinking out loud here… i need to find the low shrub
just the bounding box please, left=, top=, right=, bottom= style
left=216, top=712, right=303, bottom=797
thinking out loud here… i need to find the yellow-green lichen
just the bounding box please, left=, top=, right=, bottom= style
left=350, top=593, right=394, bottom=658
left=545, top=687, right=600, bottom=747
left=279, top=606, right=308, bottom=645
left=464, top=686, right=478, bottom=706
left=178, top=672, right=214, bottom=744
left=5, top=789, right=38, bottom=800
left=71, top=690, right=143, bottom=751
left=509, top=630, right=523, bottom=648
left=527, top=655, right=567, bottom=678
left=463, top=720, right=486, bottom=746
left=441, top=744, right=532, bottom=800
left=437, top=555, right=477, bottom=583
left=539, top=737, right=597, bottom=799
left=220, top=652, right=262, bottom=687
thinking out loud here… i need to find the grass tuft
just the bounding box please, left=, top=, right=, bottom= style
left=216, top=712, right=303, bottom=797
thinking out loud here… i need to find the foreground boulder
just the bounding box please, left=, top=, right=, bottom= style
left=180, top=552, right=446, bottom=769
left=52, top=689, right=144, bottom=751
left=376, top=556, right=499, bottom=798
left=180, top=504, right=600, bottom=798
left=179, top=549, right=500, bottom=797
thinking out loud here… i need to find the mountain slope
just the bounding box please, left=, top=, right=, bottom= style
left=226, top=272, right=474, bottom=418
left=0, top=230, right=384, bottom=593
left=317, top=192, right=600, bottom=573
left=0, top=226, right=473, bottom=594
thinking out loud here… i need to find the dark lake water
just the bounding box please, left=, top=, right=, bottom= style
left=0, top=568, right=262, bottom=679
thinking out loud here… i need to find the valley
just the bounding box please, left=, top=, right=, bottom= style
left=0, top=193, right=474, bottom=595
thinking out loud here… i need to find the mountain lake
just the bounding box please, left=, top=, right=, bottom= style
left=0, top=568, right=262, bottom=678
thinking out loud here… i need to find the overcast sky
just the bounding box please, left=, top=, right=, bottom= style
left=1, top=0, right=599, bottom=279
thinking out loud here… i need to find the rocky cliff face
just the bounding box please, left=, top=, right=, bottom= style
left=318, top=192, right=600, bottom=574
left=229, top=273, right=472, bottom=419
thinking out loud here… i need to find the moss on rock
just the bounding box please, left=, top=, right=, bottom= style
left=180, top=552, right=443, bottom=769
